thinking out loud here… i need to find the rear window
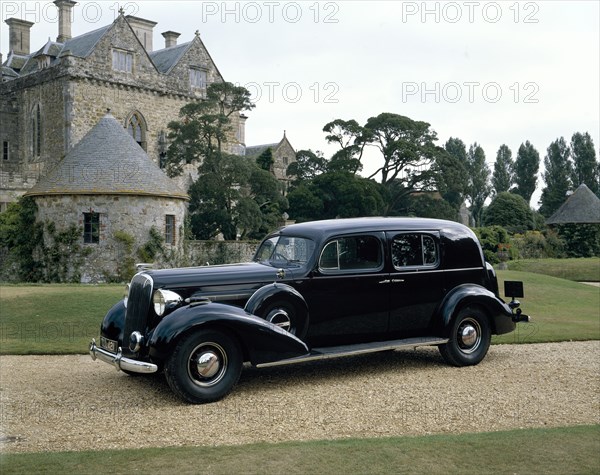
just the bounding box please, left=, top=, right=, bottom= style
left=391, top=233, right=439, bottom=269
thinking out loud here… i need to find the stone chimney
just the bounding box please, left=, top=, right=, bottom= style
left=5, top=18, right=35, bottom=55
left=54, top=0, right=77, bottom=43
left=125, top=16, right=157, bottom=52
left=161, top=31, right=181, bottom=48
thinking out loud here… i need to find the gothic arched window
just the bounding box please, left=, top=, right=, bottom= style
left=31, top=103, right=42, bottom=157
left=126, top=111, right=147, bottom=151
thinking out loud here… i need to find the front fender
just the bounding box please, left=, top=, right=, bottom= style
left=436, top=284, right=515, bottom=336
left=245, top=283, right=308, bottom=316
left=147, top=301, right=309, bottom=365
left=100, top=299, right=126, bottom=343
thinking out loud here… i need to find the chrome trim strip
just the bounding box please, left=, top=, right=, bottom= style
left=89, top=339, right=157, bottom=374
left=256, top=337, right=449, bottom=368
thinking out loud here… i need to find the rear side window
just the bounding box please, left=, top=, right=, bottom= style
left=391, top=233, right=438, bottom=269
left=319, top=235, right=383, bottom=271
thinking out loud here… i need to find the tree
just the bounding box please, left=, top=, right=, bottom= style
left=483, top=192, right=533, bottom=234
left=570, top=132, right=599, bottom=196
left=492, top=144, right=514, bottom=195
left=513, top=141, right=540, bottom=204
left=539, top=137, right=572, bottom=217
left=360, top=113, right=439, bottom=188
left=164, top=82, right=254, bottom=177
left=322, top=119, right=365, bottom=174
left=466, top=143, right=491, bottom=227
left=286, top=149, right=327, bottom=188
left=256, top=148, right=274, bottom=171
left=391, top=192, right=458, bottom=221
left=434, top=138, right=469, bottom=209
left=288, top=172, right=386, bottom=222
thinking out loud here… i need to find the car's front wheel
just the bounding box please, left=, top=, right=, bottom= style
left=439, top=306, right=491, bottom=366
left=165, top=329, right=242, bottom=403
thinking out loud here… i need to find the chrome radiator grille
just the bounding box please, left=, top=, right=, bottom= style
left=123, top=273, right=153, bottom=340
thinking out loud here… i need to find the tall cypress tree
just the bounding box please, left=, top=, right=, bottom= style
left=570, top=132, right=599, bottom=196
left=466, top=143, right=491, bottom=227
left=513, top=141, right=540, bottom=204
left=539, top=137, right=572, bottom=217
left=492, top=144, right=514, bottom=195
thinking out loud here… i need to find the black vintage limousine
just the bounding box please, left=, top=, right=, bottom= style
left=90, top=217, right=529, bottom=403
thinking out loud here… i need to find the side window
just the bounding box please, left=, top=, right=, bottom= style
left=319, top=235, right=382, bottom=272
left=391, top=233, right=438, bottom=269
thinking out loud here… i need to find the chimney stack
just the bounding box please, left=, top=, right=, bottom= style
left=161, top=31, right=181, bottom=48
left=5, top=18, right=35, bottom=55
left=125, top=16, right=157, bottom=52
left=54, top=0, right=77, bottom=43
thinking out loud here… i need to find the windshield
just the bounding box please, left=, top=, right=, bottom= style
left=254, top=235, right=315, bottom=267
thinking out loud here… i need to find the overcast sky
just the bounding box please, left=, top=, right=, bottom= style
left=2, top=1, right=599, bottom=207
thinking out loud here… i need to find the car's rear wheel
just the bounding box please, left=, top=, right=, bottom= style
left=165, top=329, right=242, bottom=403
left=439, top=306, right=491, bottom=366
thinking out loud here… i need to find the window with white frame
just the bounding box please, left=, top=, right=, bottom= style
left=112, top=49, right=133, bottom=72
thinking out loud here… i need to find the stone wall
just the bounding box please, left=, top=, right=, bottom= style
left=185, top=240, right=258, bottom=267
left=34, top=193, right=186, bottom=282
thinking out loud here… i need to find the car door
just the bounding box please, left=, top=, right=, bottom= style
left=301, top=232, right=390, bottom=346
left=386, top=231, right=444, bottom=337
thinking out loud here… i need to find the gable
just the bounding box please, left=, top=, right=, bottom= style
left=83, top=15, right=159, bottom=81
left=165, top=35, right=224, bottom=93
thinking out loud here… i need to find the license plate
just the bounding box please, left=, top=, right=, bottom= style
left=100, top=337, right=118, bottom=354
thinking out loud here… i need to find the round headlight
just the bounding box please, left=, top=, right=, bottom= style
left=153, top=289, right=182, bottom=316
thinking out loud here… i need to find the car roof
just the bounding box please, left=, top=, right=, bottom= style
left=277, top=217, right=470, bottom=240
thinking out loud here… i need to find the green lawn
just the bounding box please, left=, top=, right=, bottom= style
left=493, top=270, right=600, bottom=344
left=0, top=284, right=122, bottom=354
left=506, top=257, right=600, bottom=282
left=1, top=425, right=598, bottom=475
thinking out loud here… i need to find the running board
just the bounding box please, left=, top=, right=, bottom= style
left=256, top=336, right=449, bottom=368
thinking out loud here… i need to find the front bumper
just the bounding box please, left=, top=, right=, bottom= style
left=89, top=338, right=158, bottom=374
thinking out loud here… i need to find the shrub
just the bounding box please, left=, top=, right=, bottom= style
left=474, top=226, right=510, bottom=264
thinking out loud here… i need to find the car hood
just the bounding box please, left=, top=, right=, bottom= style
left=144, top=262, right=297, bottom=298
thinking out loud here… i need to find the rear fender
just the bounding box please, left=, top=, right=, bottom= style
left=147, top=301, right=309, bottom=365
left=435, top=284, right=515, bottom=336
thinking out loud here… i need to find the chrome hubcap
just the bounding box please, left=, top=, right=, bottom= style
left=267, top=309, right=292, bottom=332
left=457, top=318, right=482, bottom=354
left=188, top=342, right=227, bottom=387
left=196, top=351, right=220, bottom=378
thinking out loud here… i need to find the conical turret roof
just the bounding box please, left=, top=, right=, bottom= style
left=546, top=184, right=600, bottom=224
left=26, top=113, right=188, bottom=200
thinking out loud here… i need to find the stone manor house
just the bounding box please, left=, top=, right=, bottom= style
left=0, top=1, right=296, bottom=281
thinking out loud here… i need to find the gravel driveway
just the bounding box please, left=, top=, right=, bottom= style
left=0, top=341, right=598, bottom=454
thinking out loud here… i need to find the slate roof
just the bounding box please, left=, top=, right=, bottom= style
left=61, top=25, right=112, bottom=58
left=149, top=41, right=192, bottom=73
left=25, top=113, right=188, bottom=200
left=3, top=51, right=28, bottom=71
left=546, top=184, right=600, bottom=224
left=245, top=143, right=279, bottom=158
